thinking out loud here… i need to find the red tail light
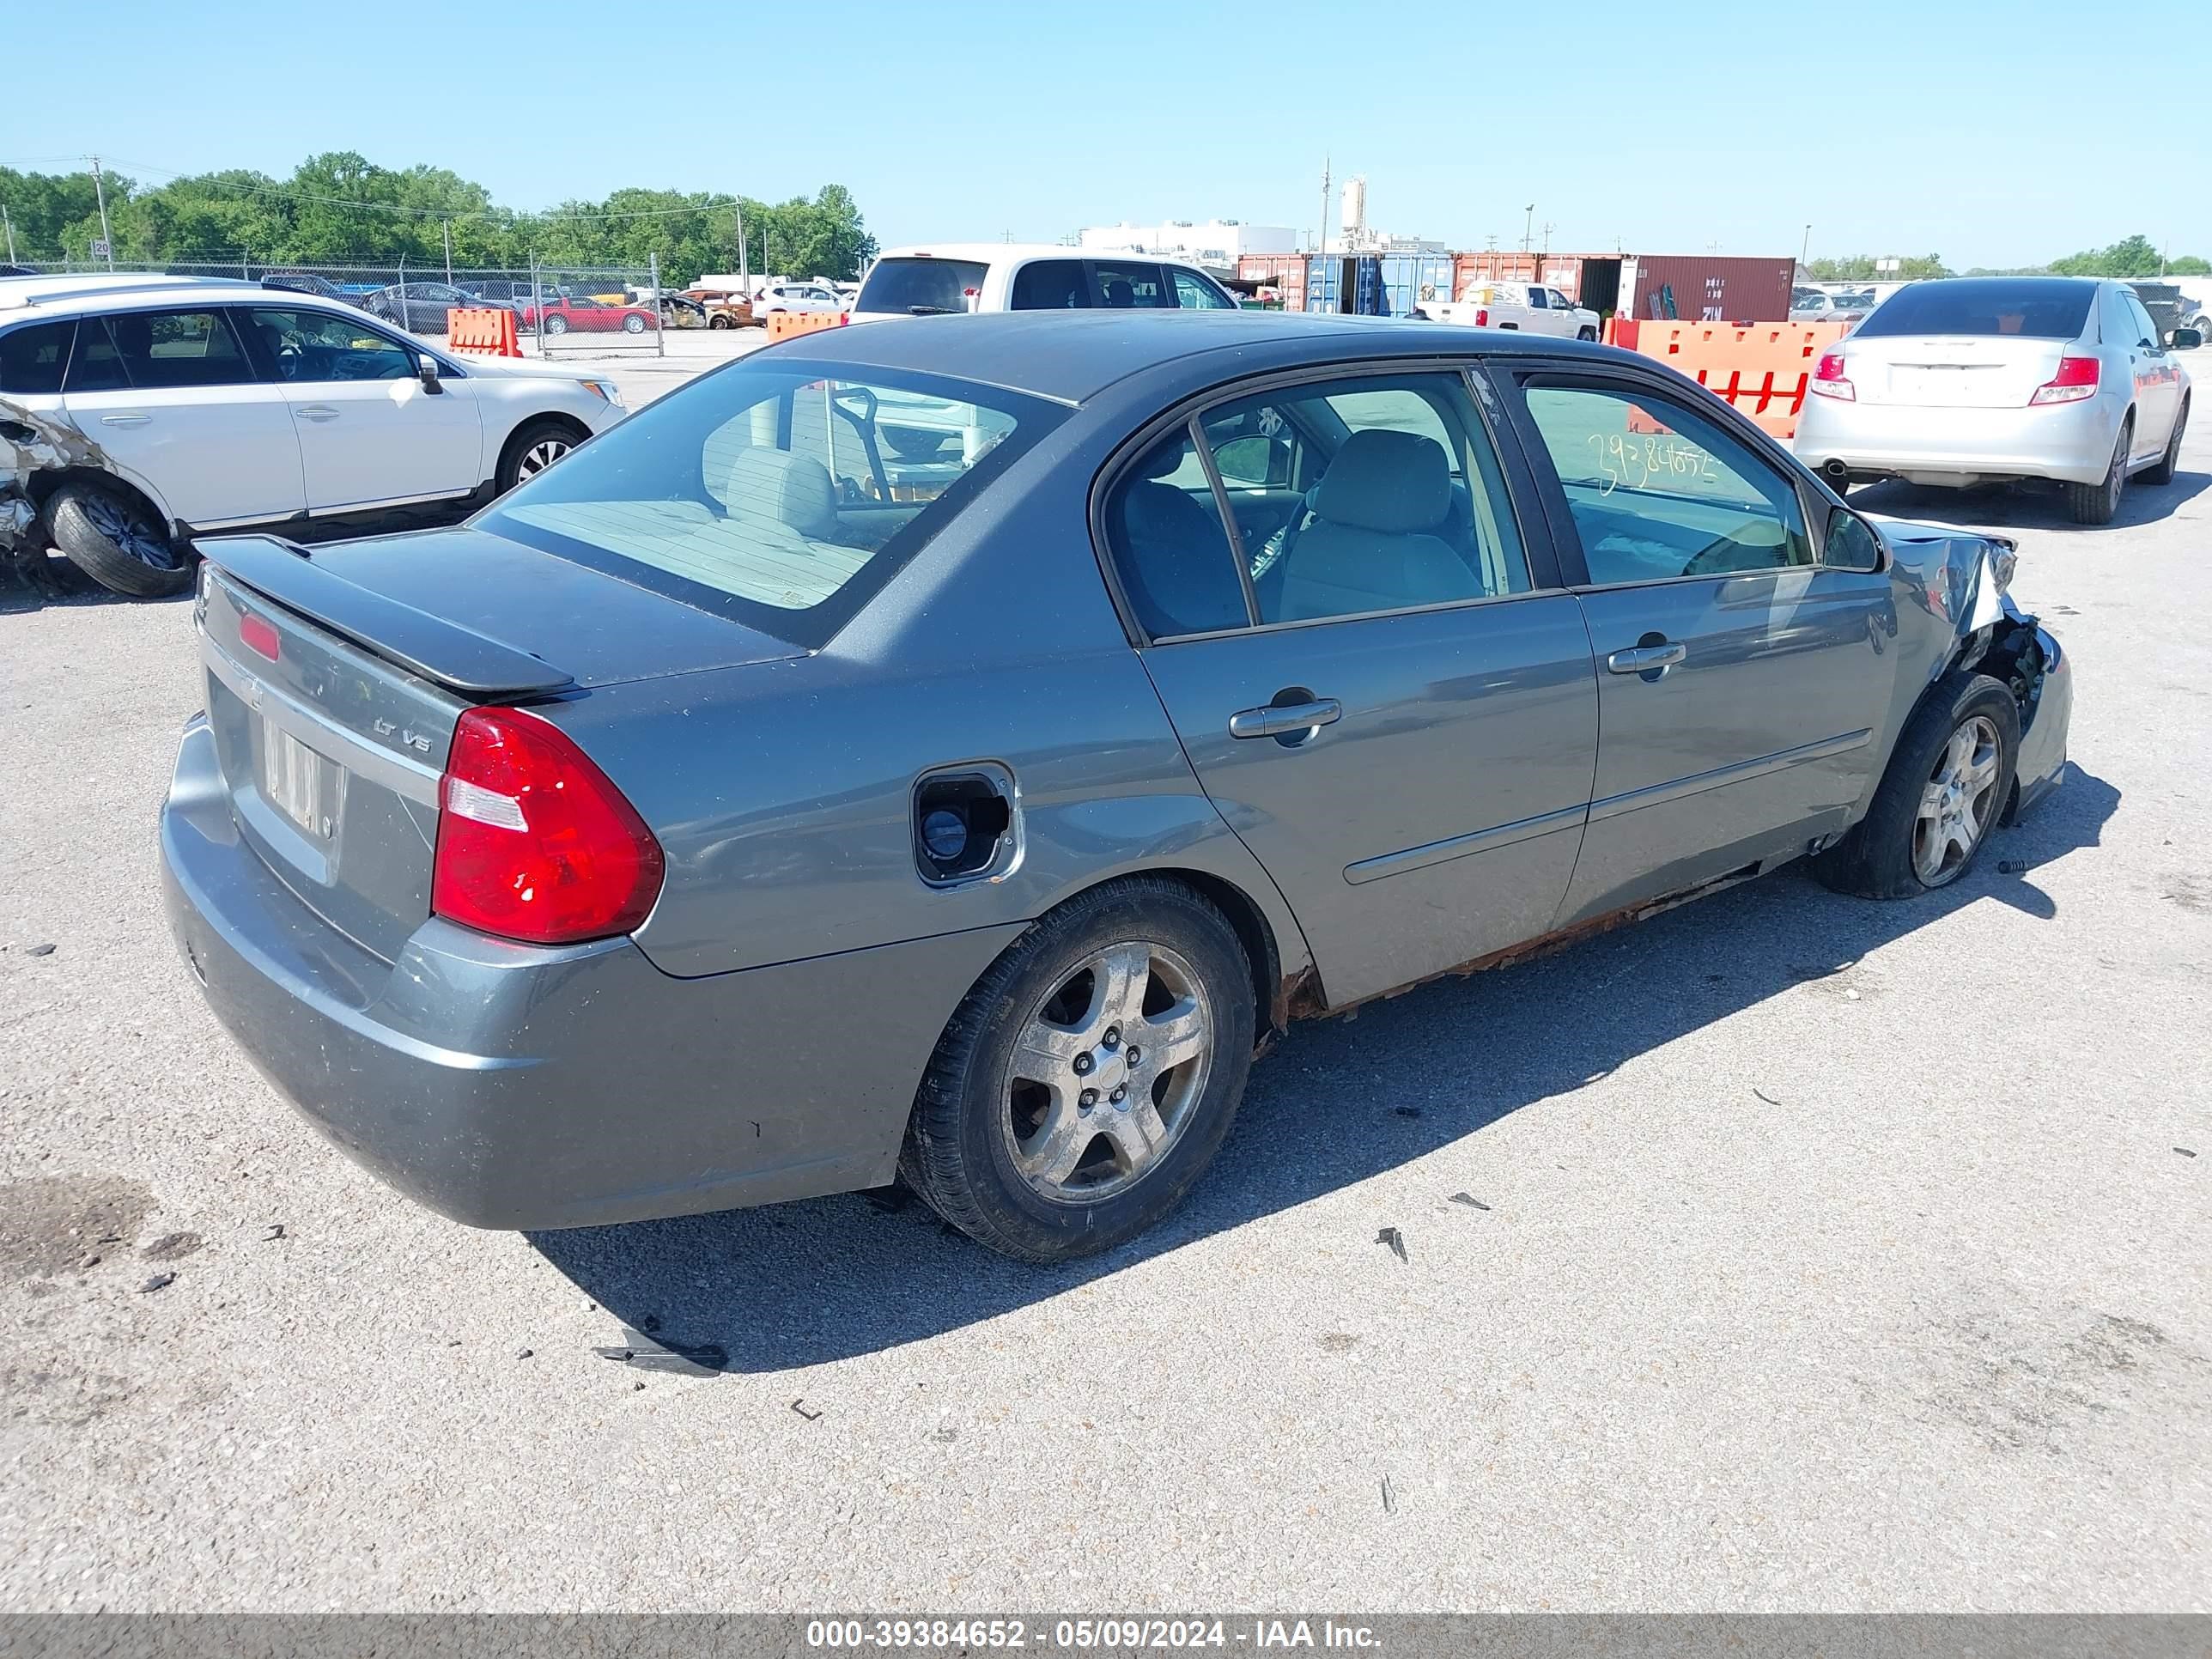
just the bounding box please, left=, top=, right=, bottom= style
left=1809, top=351, right=1855, bottom=401
left=432, top=708, right=664, bottom=945
left=239, top=613, right=281, bottom=661
left=2030, top=356, right=2100, bottom=405
left=1474, top=307, right=1489, bottom=326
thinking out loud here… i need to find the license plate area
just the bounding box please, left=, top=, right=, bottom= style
left=261, top=723, right=340, bottom=842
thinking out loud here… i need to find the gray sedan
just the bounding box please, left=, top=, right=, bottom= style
left=160, top=312, right=2073, bottom=1262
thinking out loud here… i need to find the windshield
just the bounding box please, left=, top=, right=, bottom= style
left=1855, top=280, right=2094, bottom=340
left=857, top=257, right=989, bottom=314
left=481, top=361, right=1065, bottom=649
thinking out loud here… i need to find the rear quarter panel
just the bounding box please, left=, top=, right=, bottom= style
left=537, top=402, right=1314, bottom=985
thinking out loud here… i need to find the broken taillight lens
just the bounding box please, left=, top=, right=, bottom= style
left=432, top=708, right=664, bottom=945
left=2029, top=356, right=2100, bottom=405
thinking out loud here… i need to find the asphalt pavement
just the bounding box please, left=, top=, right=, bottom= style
left=1, top=380, right=2206, bottom=1613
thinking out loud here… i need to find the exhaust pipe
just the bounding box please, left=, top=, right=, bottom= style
left=1823, top=459, right=1850, bottom=484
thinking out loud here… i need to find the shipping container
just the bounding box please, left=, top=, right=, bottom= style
left=1453, top=252, right=1539, bottom=296
left=1618, top=255, right=1795, bottom=324
left=1236, top=253, right=1309, bottom=310
left=1303, top=252, right=1449, bottom=318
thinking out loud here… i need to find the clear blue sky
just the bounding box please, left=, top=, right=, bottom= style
left=8, top=0, right=2203, bottom=269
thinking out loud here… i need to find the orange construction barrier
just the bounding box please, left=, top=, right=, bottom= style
left=447, top=307, right=521, bottom=357
left=765, top=310, right=848, bottom=343
left=1616, top=321, right=1849, bottom=439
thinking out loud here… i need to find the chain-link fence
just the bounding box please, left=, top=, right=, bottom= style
left=10, top=257, right=683, bottom=353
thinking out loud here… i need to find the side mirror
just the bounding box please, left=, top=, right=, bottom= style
left=1214, top=434, right=1291, bottom=489
left=2173, top=326, right=2203, bottom=351
left=417, top=354, right=442, bottom=392
left=1824, top=504, right=1885, bottom=574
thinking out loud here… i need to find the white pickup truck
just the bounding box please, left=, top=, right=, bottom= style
left=1417, top=280, right=1600, bottom=339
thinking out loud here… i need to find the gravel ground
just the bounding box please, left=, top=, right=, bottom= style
left=1, top=391, right=2206, bottom=1614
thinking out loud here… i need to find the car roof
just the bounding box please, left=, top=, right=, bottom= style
left=0, top=274, right=268, bottom=317
left=874, top=243, right=1211, bottom=269
left=768, top=308, right=1614, bottom=406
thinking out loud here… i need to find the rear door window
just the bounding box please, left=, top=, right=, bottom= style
left=0, top=320, right=73, bottom=395
left=1091, top=262, right=1172, bottom=308
left=856, top=257, right=988, bottom=315
left=1010, top=260, right=1090, bottom=310
left=94, top=308, right=256, bottom=390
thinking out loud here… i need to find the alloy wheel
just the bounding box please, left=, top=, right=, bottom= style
left=1914, top=714, right=2002, bottom=885
left=1001, top=940, right=1213, bottom=1203
left=82, top=493, right=175, bottom=569
left=516, top=437, right=571, bottom=480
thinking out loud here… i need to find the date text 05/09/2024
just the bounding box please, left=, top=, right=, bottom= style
left=805, top=1619, right=1383, bottom=1650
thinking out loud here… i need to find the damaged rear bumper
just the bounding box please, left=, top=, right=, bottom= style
left=2008, top=616, right=2070, bottom=823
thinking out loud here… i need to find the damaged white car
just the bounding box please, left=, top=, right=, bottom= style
left=0, top=275, right=624, bottom=597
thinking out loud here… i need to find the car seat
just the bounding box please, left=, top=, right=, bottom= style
left=1111, top=440, right=1248, bottom=637
left=1273, top=428, right=1479, bottom=621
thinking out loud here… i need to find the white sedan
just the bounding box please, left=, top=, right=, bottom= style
left=752, top=282, right=846, bottom=319
left=0, top=274, right=624, bottom=596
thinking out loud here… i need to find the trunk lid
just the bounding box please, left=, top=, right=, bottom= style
left=1843, top=333, right=2068, bottom=409
left=194, top=528, right=802, bottom=963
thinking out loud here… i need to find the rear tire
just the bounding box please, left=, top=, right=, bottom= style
left=542, top=315, right=568, bottom=337
left=901, top=876, right=1255, bottom=1263
left=2142, top=397, right=2187, bottom=486
left=2067, top=421, right=2129, bottom=524
left=1577, top=325, right=1598, bottom=341
left=46, top=482, right=191, bottom=599
left=708, top=314, right=731, bottom=330
left=623, top=313, right=647, bottom=335
left=1813, top=672, right=2020, bottom=899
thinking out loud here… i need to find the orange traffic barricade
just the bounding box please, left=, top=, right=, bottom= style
left=447, top=307, right=522, bottom=357
left=1616, top=321, right=1848, bottom=439
left=765, top=310, right=848, bottom=343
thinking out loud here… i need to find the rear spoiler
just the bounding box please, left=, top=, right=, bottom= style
left=196, top=534, right=575, bottom=699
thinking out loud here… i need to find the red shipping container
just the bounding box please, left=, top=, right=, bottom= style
left=1620, top=255, right=1795, bottom=324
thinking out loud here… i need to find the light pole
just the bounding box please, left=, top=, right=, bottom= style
left=1522, top=204, right=1534, bottom=261
left=1800, top=222, right=1811, bottom=272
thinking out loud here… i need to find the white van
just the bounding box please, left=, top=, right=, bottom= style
left=851, top=244, right=1238, bottom=319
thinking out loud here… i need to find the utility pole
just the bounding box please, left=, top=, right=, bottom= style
left=2, top=204, right=15, bottom=264
left=1541, top=221, right=1555, bottom=264
left=1522, top=204, right=1534, bottom=260
left=443, top=220, right=453, bottom=286
left=734, top=205, right=750, bottom=291
left=89, top=155, right=115, bottom=270
left=1317, top=155, right=1331, bottom=257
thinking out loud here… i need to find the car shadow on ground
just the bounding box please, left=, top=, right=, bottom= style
left=530, top=763, right=2120, bottom=1375
left=1850, top=467, right=2208, bottom=533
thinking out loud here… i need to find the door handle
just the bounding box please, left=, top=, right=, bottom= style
left=295, top=405, right=340, bottom=422
left=1606, top=641, right=1687, bottom=675
left=1229, top=698, right=1341, bottom=739
left=98, top=413, right=150, bottom=428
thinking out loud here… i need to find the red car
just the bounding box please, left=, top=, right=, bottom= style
left=518, top=295, right=658, bottom=336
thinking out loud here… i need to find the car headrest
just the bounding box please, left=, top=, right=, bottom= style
left=1138, top=436, right=1190, bottom=481
left=1313, top=428, right=1451, bottom=533
left=726, top=447, right=839, bottom=539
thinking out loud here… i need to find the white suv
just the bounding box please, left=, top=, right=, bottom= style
left=0, top=276, right=624, bottom=596
left=752, top=282, right=845, bottom=319
left=850, top=245, right=1239, bottom=319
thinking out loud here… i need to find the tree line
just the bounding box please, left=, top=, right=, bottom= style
left=0, top=154, right=877, bottom=285
left=1807, top=235, right=2208, bottom=283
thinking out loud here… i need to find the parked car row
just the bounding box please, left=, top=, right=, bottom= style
left=0, top=273, right=624, bottom=595
left=154, top=307, right=2074, bottom=1264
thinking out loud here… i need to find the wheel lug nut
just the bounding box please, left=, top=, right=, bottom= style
left=1110, top=1086, right=1127, bottom=1105
left=1103, top=1026, right=1121, bottom=1048
left=1079, top=1089, right=1097, bottom=1110
left=1073, top=1054, right=1093, bottom=1076
left=1124, top=1046, right=1140, bottom=1066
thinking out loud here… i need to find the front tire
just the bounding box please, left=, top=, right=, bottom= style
left=1813, top=672, right=2020, bottom=899
left=2067, top=421, right=2129, bottom=524
left=901, top=877, right=1255, bottom=1263
left=623, top=313, right=647, bottom=335
left=541, top=314, right=568, bottom=337
left=496, top=418, right=581, bottom=492
left=46, top=482, right=191, bottom=598
left=1577, top=325, right=1598, bottom=341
